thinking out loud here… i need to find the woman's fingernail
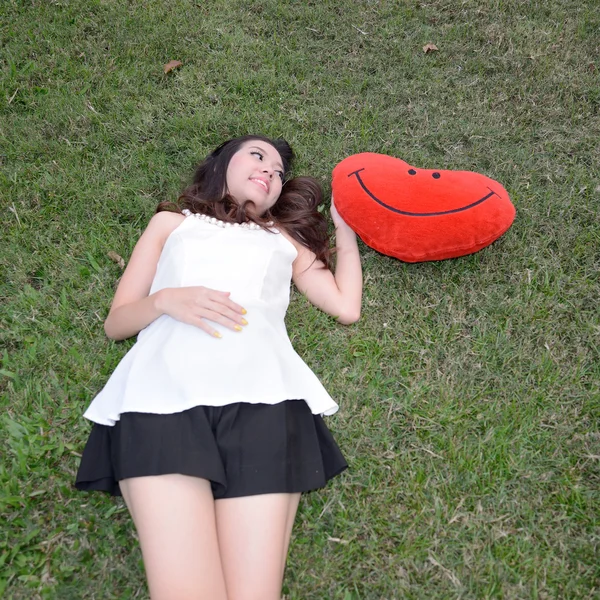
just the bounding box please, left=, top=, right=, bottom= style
left=213, top=331, right=222, bottom=338
left=241, top=318, right=248, bottom=326
left=234, top=325, right=243, bottom=332
left=241, top=308, right=247, bottom=315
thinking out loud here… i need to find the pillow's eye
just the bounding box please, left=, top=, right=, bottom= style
left=408, top=169, right=417, bottom=175
left=432, top=172, right=441, bottom=179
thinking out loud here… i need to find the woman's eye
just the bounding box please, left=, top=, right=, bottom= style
left=277, top=171, right=284, bottom=181
left=251, top=151, right=263, bottom=160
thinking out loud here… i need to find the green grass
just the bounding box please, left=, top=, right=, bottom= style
left=1, top=0, right=599, bottom=598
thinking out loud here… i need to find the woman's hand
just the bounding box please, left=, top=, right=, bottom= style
left=103, top=212, right=250, bottom=340
left=157, top=286, right=248, bottom=338
left=330, top=196, right=352, bottom=232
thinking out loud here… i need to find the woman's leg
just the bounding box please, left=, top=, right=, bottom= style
left=215, top=492, right=301, bottom=600
left=120, top=474, right=228, bottom=600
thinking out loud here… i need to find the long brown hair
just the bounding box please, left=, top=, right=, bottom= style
left=156, top=135, right=332, bottom=268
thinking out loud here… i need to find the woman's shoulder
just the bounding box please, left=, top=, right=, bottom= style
left=133, top=211, right=187, bottom=253
left=146, top=210, right=186, bottom=238
left=150, top=210, right=186, bottom=227
left=279, top=227, right=316, bottom=258
left=278, top=228, right=306, bottom=258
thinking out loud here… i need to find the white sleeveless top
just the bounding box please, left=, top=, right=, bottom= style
left=83, top=212, right=339, bottom=426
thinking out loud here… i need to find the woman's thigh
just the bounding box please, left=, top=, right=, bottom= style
left=120, top=474, right=228, bottom=600
left=215, top=492, right=301, bottom=600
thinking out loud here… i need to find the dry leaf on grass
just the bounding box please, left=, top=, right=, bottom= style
left=164, top=60, right=183, bottom=74
left=423, top=43, right=439, bottom=54
left=107, top=251, right=125, bottom=269
left=327, top=537, right=349, bottom=544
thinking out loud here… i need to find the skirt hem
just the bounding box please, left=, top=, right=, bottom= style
left=75, top=400, right=347, bottom=499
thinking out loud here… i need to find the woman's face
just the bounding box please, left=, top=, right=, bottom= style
left=225, top=140, right=285, bottom=215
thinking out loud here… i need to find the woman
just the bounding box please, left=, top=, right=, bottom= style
left=76, top=135, right=362, bottom=600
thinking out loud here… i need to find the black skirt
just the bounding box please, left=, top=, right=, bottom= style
left=75, top=400, right=347, bottom=499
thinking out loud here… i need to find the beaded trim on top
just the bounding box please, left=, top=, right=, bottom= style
left=182, top=209, right=274, bottom=231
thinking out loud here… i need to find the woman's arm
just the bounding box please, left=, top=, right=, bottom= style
left=104, top=212, right=247, bottom=340
left=290, top=199, right=362, bottom=324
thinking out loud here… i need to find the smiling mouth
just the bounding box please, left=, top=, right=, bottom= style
left=349, top=168, right=499, bottom=216
left=250, top=178, right=269, bottom=193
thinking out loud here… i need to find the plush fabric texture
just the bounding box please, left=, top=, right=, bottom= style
left=332, top=153, right=516, bottom=262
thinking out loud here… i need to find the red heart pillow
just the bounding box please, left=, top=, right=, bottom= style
left=332, top=153, right=516, bottom=262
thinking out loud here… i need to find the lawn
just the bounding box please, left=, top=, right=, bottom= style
left=1, top=0, right=599, bottom=598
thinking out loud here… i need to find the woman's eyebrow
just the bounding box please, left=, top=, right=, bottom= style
left=249, top=146, right=284, bottom=171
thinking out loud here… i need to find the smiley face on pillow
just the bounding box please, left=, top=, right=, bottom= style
left=332, top=153, right=516, bottom=262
